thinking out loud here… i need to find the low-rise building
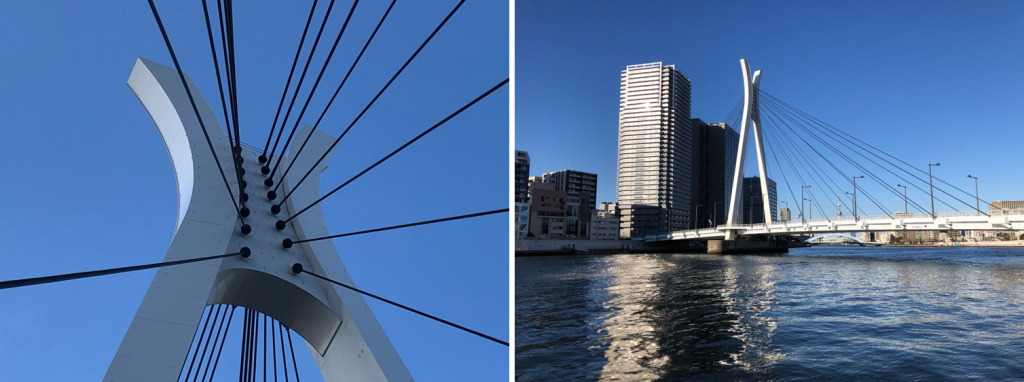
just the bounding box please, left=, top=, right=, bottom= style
left=528, top=180, right=567, bottom=238
left=874, top=231, right=893, bottom=243
left=991, top=201, right=1024, bottom=213
left=543, top=170, right=598, bottom=237
left=779, top=207, right=790, bottom=222
left=590, top=202, right=620, bottom=240
left=514, top=202, right=530, bottom=238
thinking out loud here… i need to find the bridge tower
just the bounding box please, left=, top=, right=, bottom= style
left=724, top=59, right=772, bottom=240
left=103, top=58, right=412, bottom=381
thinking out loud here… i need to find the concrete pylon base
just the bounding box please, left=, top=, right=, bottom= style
left=707, top=238, right=789, bottom=255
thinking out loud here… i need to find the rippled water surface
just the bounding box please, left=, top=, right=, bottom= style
left=515, top=247, right=1024, bottom=381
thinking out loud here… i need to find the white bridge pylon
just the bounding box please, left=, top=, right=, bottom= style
left=725, top=58, right=771, bottom=239
left=103, top=58, right=413, bottom=381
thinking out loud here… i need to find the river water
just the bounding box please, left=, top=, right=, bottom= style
left=515, top=247, right=1024, bottom=381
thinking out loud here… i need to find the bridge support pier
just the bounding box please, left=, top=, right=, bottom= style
left=707, top=238, right=789, bottom=255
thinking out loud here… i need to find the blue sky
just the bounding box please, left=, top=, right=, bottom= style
left=515, top=0, right=1024, bottom=218
left=0, top=0, right=507, bottom=380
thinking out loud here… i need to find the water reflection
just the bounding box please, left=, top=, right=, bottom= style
left=517, top=248, right=1024, bottom=380
left=638, top=255, right=781, bottom=380
left=595, top=254, right=670, bottom=380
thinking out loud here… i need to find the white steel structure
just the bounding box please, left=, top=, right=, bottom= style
left=104, top=58, right=412, bottom=381
left=725, top=59, right=770, bottom=239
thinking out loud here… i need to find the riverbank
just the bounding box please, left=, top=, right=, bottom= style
left=883, top=241, right=1024, bottom=247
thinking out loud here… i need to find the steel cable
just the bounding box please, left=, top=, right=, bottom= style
left=280, top=78, right=508, bottom=219
left=271, top=0, right=468, bottom=197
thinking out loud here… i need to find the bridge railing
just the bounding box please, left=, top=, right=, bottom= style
left=668, top=209, right=1024, bottom=237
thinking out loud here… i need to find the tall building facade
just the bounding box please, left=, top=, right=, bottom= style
left=690, top=119, right=741, bottom=228
left=741, top=176, right=777, bottom=224
left=514, top=150, right=530, bottom=203
left=617, top=62, right=692, bottom=238
left=514, top=150, right=532, bottom=238
left=543, top=170, right=597, bottom=238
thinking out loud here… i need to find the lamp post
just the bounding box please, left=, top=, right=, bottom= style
left=804, top=198, right=813, bottom=220
left=896, top=184, right=907, bottom=215
left=928, top=163, right=940, bottom=218
left=801, top=185, right=812, bottom=224
left=852, top=176, right=864, bottom=221
left=713, top=201, right=721, bottom=227
left=967, top=175, right=979, bottom=215
left=696, top=204, right=703, bottom=229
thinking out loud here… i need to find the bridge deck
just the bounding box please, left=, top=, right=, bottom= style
left=645, top=210, right=1024, bottom=242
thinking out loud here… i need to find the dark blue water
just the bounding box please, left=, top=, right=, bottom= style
left=515, top=247, right=1024, bottom=381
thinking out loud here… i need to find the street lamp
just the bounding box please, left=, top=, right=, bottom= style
left=967, top=175, right=979, bottom=215
left=696, top=204, right=703, bottom=229
left=928, top=163, right=940, bottom=218
left=713, top=201, right=721, bottom=227
left=801, top=185, right=812, bottom=224
left=896, top=184, right=907, bottom=215
left=804, top=198, right=813, bottom=220
left=852, top=176, right=864, bottom=221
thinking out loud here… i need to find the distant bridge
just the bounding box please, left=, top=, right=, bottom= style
left=804, top=233, right=881, bottom=246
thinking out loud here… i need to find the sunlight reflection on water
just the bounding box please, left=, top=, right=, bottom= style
left=515, top=247, right=1024, bottom=380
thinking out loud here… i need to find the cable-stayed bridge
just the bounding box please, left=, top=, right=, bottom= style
left=643, top=59, right=1024, bottom=244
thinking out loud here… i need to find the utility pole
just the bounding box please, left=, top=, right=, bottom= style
left=928, top=163, right=940, bottom=218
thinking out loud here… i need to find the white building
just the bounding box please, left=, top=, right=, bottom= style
left=514, top=202, right=530, bottom=238
left=617, top=62, right=692, bottom=238
left=590, top=202, right=620, bottom=240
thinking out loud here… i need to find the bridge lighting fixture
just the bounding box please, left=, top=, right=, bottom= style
left=851, top=176, right=864, bottom=221
left=967, top=175, right=980, bottom=214
left=928, top=163, right=940, bottom=218
left=896, top=184, right=908, bottom=215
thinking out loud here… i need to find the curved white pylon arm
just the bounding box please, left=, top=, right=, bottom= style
left=725, top=59, right=770, bottom=239
left=105, top=58, right=412, bottom=381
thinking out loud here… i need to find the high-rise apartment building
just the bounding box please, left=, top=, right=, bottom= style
left=543, top=170, right=598, bottom=237
left=617, top=62, right=692, bottom=238
left=690, top=118, right=741, bottom=228
left=741, top=176, right=777, bottom=224
left=514, top=150, right=531, bottom=203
